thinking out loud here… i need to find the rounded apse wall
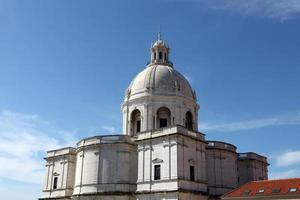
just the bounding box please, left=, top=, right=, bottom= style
left=206, top=141, right=238, bottom=196
left=72, top=135, right=137, bottom=196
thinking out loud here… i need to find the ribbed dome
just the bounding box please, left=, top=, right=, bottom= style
left=126, top=64, right=195, bottom=100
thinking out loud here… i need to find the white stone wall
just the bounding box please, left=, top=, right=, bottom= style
left=72, top=195, right=135, bottom=200
left=177, top=136, right=207, bottom=192
left=136, top=192, right=208, bottom=200
left=206, top=142, right=238, bottom=196
left=237, top=153, right=268, bottom=186
left=41, top=147, right=76, bottom=199
left=136, top=126, right=207, bottom=194
left=137, top=135, right=179, bottom=192
left=72, top=135, right=137, bottom=196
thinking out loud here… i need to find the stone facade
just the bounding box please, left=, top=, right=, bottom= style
left=237, top=152, right=269, bottom=186
left=136, top=126, right=207, bottom=199
left=206, top=141, right=238, bottom=196
left=72, top=135, right=137, bottom=198
left=41, top=147, right=76, bottom=200
left=40, top=35, right=269, bottom=200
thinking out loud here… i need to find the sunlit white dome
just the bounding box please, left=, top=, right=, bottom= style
left=125, top=33, right=196, bottom=101
left=126, top=64, right=195, bottom=100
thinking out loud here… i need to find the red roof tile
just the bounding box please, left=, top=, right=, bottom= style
left=223, top=178, right=300, bottom=198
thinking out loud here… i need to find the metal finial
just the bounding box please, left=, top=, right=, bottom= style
left=158, top=32, right=162, bottom=40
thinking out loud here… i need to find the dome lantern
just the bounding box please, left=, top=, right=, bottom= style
left=150, top=32, right=171, bottom=66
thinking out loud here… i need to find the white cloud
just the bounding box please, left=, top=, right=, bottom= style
left=213, top=0, right=300, bottom=21
left=0, top=110, right=77, bottom=184
left=267, top=150, right=300, bottom=179
left=102, top=125, right=116, bottom=133
left=200, top=111, right=300, bottom=132
left=269, top=169, right=300, bottom=180
left=275, top=150, right=300, bottom=167
left=169, top=0, right=300, bottom=21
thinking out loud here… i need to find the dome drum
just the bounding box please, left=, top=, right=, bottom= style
left=122, top=99, right=198, bottom=136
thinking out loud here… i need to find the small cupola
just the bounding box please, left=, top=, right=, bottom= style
left=150, top=33, right=171, bottom=66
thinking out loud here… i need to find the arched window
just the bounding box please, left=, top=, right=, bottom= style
left=159, top=51, right=162, bottom=59
left=185, top=111, right=193, bottom=130
left=130, top=109, right=141, bottom=136
left=154, top=52, right=156, bottom=60
left=157, top=107, right=171, bottom=128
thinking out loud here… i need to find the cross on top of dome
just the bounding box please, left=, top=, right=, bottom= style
left=152, top=32, right=168, bottom=47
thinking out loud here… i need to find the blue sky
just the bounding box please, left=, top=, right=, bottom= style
left=1, top=0, right=300, bottom=199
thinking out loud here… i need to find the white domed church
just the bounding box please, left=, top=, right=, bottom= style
left=40, top=35, right=269, bottom=200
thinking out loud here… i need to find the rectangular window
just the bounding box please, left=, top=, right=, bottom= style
left=159, top=118, right=167, bottom=128
left=154, top=165, right=161, bottom=180
left=136, top=120, right=141, bottom=133
left=272, top=188, right=281, bottom=194
left=289, top=188, right=297, bottom=193
left=190, top=165, right=195, bottom=181
left=243, top=190, right=251, bottom=196
left=257, top=189, right=265, bottom=193
left=53, top=177, right=58, bottom=189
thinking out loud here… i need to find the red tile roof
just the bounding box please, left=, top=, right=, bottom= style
left=223, top=178, right=300, bottom=198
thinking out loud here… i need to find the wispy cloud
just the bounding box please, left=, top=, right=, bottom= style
left=170, top=0, right=300, bottom=21
left=200, top=111, right=300, bottom=132
left=275, top=150, right=300, bottom=167
left=102, top=125, right=116, bottom=133
left=0, top=110, right=78, bottom=184
left=269, top=168, right=300, bottom=179
left=219, top=0, right=300, bottom=21
left=268, top=150, right=300, bottom=179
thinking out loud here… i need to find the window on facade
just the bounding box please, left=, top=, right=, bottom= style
left=154, top=52, right=156, bottom=60
left=243, top=190, right=251, bottom=196
left=185, top=111, right=193, bottom=130
left=159, top=118, right=167, bottom=128
left=157, top=107, right=171, bottom=128
left=159, top=52, right=162, bottom=59
left=154, top=165, right=161, bottom=180
left=289, top=188, right=297, bottom=193
left=136, top=120, right=141, bottom=133
left=272, top=188, right=281, bottom=194
left=257, top=189, right=265, bottom=194
left=164, top=53, right=167, bottom=61
left=190, top=165, right=195, bottom=181
left=53, top=177, right=58, bottom=190
left=130, top=109, right=141, bottom=136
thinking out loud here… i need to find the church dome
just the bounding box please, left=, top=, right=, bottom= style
left=122, top=33, right=199, bottom=135
left=125, top=33, right=196, bottom=101
left=126, top=64, right=195, bottom=100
